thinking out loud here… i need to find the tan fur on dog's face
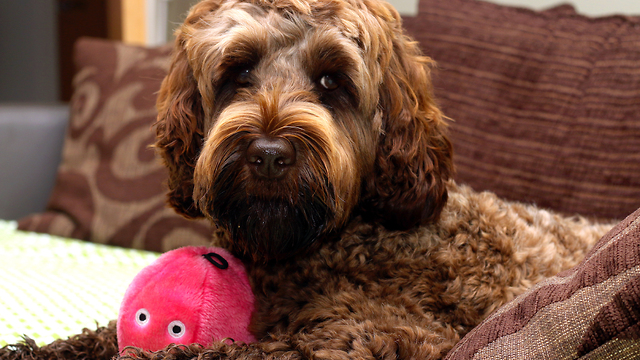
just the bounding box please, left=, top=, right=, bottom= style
left=155, top=0, right=453, bottom=261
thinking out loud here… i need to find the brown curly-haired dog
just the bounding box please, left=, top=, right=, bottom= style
left=155, top=0, right=454, bottom=263
left=0, top=0, right=614, bottom=359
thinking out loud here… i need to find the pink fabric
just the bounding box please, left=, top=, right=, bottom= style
left=117, top=247, right=256, bottom=352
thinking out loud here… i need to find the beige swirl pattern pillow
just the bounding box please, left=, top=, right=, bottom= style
left=19, top=38, right=212, bottom=252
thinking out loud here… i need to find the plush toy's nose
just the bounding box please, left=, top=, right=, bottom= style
left=246, top=137, right=296, bottom=179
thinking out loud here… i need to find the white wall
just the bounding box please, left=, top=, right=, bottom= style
left=386, top=0, right=419, bottom=15
left=477, top=0, right=639, bottom=16
left=388, top=0, right=640, bottom=16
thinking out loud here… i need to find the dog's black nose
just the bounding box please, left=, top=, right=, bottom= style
left=246, top=137, right=296, bottom=179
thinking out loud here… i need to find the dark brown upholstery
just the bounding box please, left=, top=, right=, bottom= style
left=403, top=0, right=640, bottom=221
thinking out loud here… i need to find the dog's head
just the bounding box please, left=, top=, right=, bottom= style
left=155, top=0, right=453, bottom=261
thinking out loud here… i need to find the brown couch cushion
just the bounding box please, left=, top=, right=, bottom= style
left=402, top=0, right=640, bottom=221
left=445, top=206, right=640, bottom=359
left=18, top=38, right=212, bottom=252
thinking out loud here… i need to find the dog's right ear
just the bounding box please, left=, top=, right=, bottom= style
left=155, top=0, right=226, bottom=218
left=155, top=32, right=205, bottom=218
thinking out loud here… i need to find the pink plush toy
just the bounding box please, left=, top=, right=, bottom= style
left=117, top=246, right=256, bottom=353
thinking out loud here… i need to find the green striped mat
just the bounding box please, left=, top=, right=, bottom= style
left=0, top=220, right=159, bottom=346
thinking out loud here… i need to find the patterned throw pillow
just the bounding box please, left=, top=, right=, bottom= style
left=18, top=38, right=212, bottom=252
left=403, top=0, right=640, bottom=221
left=445, top=207, right=640, bottom=359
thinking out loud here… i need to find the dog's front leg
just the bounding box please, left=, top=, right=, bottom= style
left=0, top=321, right=119, bottom=360
left=119, top=292, right=459, bottom=360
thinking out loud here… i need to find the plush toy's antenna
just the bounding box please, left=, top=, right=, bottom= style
left=203, top=252, right=229, bottom=269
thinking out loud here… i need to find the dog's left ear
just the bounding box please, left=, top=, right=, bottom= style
left=362, top=27, right=453, bottom=230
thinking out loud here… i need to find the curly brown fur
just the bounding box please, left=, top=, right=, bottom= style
left=123, top=184, right=610, bottom=360
left=0, top=0, right=616, bottom=359
left=0, top=321, right=118, bottom=360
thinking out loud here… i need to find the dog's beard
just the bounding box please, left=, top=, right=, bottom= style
left=202, top=162, right=333, bottom=262
left=216, top=191, right=329, bottom=262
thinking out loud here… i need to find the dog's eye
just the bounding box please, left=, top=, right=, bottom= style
left=236, top=68, right=252, bottom=86
left=319, top=74, right=339, bottom=91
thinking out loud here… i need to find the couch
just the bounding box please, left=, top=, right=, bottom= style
left=0, top=104, right=68, bottom=220
left=1, top=0, right=639, bottom=358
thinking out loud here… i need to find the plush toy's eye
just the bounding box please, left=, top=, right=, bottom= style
left=135, top=308, right=150, bottom=326
left=168, top=320, right=186, bottom=338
